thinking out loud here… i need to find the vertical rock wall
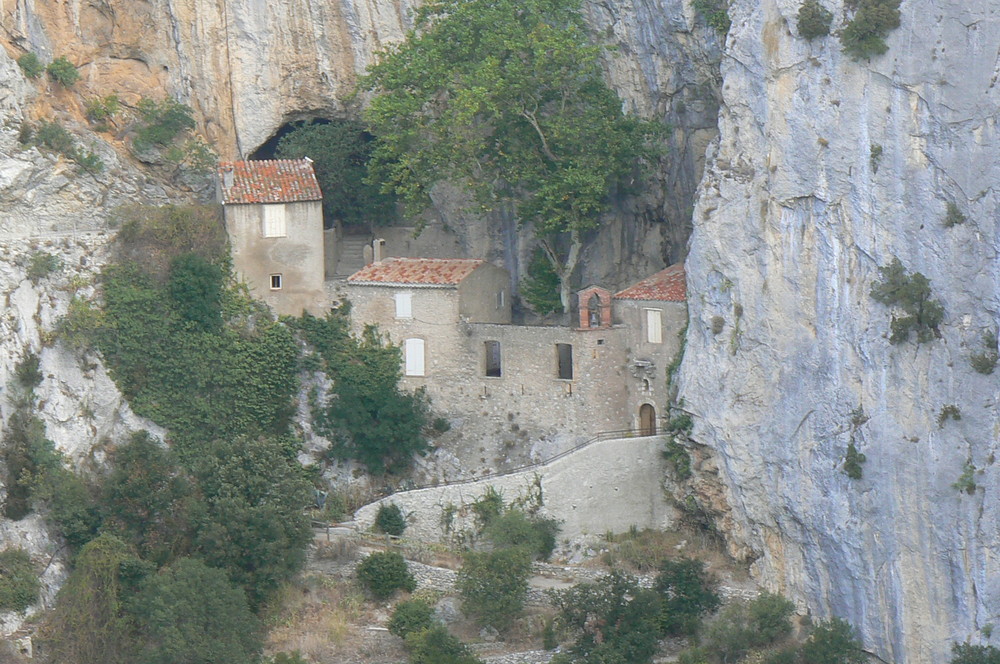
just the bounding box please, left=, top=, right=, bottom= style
left=679, top=1, right=1000, bottom=662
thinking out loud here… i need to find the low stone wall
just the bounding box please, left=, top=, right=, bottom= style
left=354, top=434, right=674, bottom=543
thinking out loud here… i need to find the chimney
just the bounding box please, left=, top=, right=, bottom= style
left=363, top=244, right=373, bottom=266
left=221, top=165, right=234, bottom=191
left=373, top=238, right=386, bottom=263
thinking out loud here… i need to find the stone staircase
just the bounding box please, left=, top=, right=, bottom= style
left=335, top=234, right=372, bottom=277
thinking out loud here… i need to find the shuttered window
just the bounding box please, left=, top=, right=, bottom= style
left=262, top=205, right=287, bottom=237
left=404, top=338, right=425, bottom=376
left=645, top=309, right=662, bottom=344
left=395, top=292, right=413, bottom=318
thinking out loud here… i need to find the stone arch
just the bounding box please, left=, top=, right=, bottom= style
left=576, top=285, right=612, bottom=329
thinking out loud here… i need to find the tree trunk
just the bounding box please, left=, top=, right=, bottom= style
left=541, top=230, right=582, bottom=316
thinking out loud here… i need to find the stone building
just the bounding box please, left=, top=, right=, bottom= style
left=344, top=253, right=687, bottom=443
left=217, top=159, right=326, bottom=316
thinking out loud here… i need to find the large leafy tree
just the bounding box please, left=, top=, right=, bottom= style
left=362, top=0, right=661, bottom=310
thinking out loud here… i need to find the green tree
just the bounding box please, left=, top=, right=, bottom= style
left=951, top=643, right=1000, bottom=664
left=17, top=52, right=44, bottom=78
left=457, top=547, right=532, bottom=632
left=389, top=598, right=436, bottom=638
left=47, top=56, right=80, bottom=86
left=190, top=436, right=312, bottom=606
left=362, top=0, right=661, bottom=311
left=869, top=257, right=944, bottom=344
left=129, top=557, right=261, bottom=664
left=405, top=625, right=483, bottom=664
left=296, top=312, right=430, bottom=474
left=375, top=502, right=407, bottom=536
left=654, top=557, right=720, bottom=636
left=275, top=120, right=396, bottom=227
left=798, top=618, right=867, bottom=664
left=550, top=571, right=661, bottom=664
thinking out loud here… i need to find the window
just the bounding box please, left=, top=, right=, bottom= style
left=497, top=290, right=505, bottom=309
left=262, top=205, right=287, bottom=237
left=404, top=338, right=425, bottom=376
left=645, top=308, right=662, bottom=344
left=556, top=343, right=573, bottom=380
left=270, top=274, right=282, bottom=290
left=484, top=341, right=502, bottom=377
left=395, top=292, right=413, bottom=318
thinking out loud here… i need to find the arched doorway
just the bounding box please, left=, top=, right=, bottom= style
left=639, top=404, right=656, bottom=435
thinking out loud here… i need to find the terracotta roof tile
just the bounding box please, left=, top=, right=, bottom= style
left=348, top=257, right=487, bottom=286
left=614, top=263, right=686, bottom=302
left=218, top=159, right=323, bottom=205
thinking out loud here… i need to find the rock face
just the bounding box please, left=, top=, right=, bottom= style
left=679, top=1, right=1000, bottom=662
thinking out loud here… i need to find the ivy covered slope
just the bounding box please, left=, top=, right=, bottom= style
left=678, top=1, right=1000, bottom=662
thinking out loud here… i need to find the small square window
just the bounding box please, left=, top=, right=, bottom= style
left=270, top=274, right=282, bottom=290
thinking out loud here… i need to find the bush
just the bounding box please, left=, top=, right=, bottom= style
left=798, top=618, right=867, bottom=664
left=869, top=257, right=944, bottom=344
left=168, top=253, right=224, bottom=332
left=970, top=332, right=998, bottom=375
left=375, top=502, right=407, bottom=537
left=134, top=97, right=196, bottom=149
left=27, top=251, right=61, bottom=283
left=944, top=201, right=967, bottom=227
left=57, top=296, right=105, bottom=349
left=471, top=486, right=505, bottom=530
left=14, top=352, right=43, bottom=391
left=843, top=442, right=866, bottom=480
left=482, top=510, right=560, bottom=560
left=748, top=592, right=796, bottom=644
left=664, top=438, right=693, bottom=480
left=797, top=0, right=833, bottom=40
left=953, top=460, right=978, bottom=495
left=86, top=94, right=121, bottom=129
left=357, top=551, right=416, bottom=599
left=550, top=571, right=661, bottom=664
left=47, top=56, right=80, bottom=86
left=692, top=0, right=731, bottom=34
left=389, top=598, right=436, bottom=638
left=457, top=548, right=532, bottom=632
left=0, top=549, right=39, bottom=611
left=840, top=0, right=901, bottom=60
left=130, top=557, right=262, bottom=664
left=951, top=642, right=1000, bottom=664
left=34, top=120, right=76, bottom=154
left=405, top=625, right=483, bottom=664
left=938, top=404, right=961, bottom=426
left=17, top=52, right=44, bottom=78
left=655, top=557, right=720, bottom=636
left=699, top=592, right=795, bottom=661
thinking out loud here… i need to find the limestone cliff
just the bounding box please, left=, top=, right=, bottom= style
left=679, top=1, right=1000, bottom=662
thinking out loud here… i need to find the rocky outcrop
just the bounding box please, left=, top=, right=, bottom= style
left=679, top=1, right=1000, bottom=662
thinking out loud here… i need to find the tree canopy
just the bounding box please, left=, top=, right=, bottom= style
left=362, top=0, right=661, bottom=310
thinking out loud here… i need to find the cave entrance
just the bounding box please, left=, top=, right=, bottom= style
left=249, top=118, right=331, bottom=161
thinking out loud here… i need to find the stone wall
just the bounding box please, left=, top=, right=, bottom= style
left=354, top=434, right=674, bottom=543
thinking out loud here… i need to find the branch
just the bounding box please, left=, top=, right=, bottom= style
left=520, top=109, right=559, bottom=163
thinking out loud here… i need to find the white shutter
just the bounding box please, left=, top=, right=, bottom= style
left=646, top=309, right=662, bottom=344
left=395, top=292, right=413, bottom=318
left=404, top=338, right=425, bottom=376
left=262, top=205, right=287, bottom=237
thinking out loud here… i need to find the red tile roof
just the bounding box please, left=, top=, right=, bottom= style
left=218, top=159, right=323, bottom=204
left=348, top=257, right=487, bottom=286
left=614, top=263, right=686, bottom=302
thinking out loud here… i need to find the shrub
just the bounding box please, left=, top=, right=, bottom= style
left=700, top=592, right=795, bottom=661
left=134, top=97, right=196, bottom=149
left=14, top=352, right=43, bottom=391
left=74, top=148, right=105, bottom=174
left=168, top=253, right=224, bottom=331
left=797, top=0, right=833, bottom=40
left=86, top=94, right=120, bottom=129
left=944, top=201, right=967, bottom=227
left=34, top=120, right=76, bottom=154
left=357, top=551, right=416, bottom=599
left=405, top=625, right=483, bottom=664
left=840, top=0, right=901, bottom=60
left=471, top=486, right=505, bottom=530
left=869, top=257, right=944, bottom=344
left=938, top=405, right=961, bottom=427
left=375, top=502, right=407, bottom=537
left=951, top=642, right=1000, bottom=664
left=0, top=549, right=39, bottom=611
left=655, top=557, right=720, bottom=636
left=798, top=617, right=867, bottom=664
left=869, top=143, right=883, bottom=173
left=550, top=571, right=661, bottom=664
left=47, top=56, right=80, bottom=86
left=457, top=547, right=531, bottom=632
left=389, top=598, right=436, bottom=638
left=970, top=332, right=998, bottom=375
left=664, top=439, right=693, bottom=480
left=748, top=592, right=796, bottom=643
left=843, top=442, right=866, bottom=480
left=27, top=251, right=61, bottom=283
left=17, top=52, right=44, bottom=78
left=692, top=0, right=731, bottom=34
left=482, top=509, right=560, bottom=560
left=953, top=461, right=977, bottom=495
left=58, top=297, right=105, bottom=349
left=129, top=557, right=262, bottom=664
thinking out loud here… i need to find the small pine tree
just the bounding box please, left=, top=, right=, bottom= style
left=47, top=56, right=80, bottom=86
left=797, top=0, right=833, bottom=40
